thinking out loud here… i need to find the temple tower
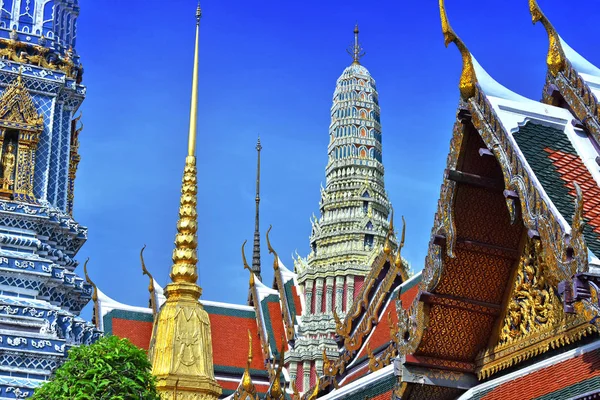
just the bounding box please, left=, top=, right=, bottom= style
left=0, top=1, right=99, bottom=398
left=289, top=25, right=392, bottom=392
left=148, top=3, right=222, bottom=399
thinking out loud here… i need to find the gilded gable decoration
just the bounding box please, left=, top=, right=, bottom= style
left=476, top=234, right=594, bottom=379
left=0, top=73, right=44, bottom=202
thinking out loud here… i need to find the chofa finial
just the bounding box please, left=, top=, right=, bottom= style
left=439, top=0, right=477, bottom=99
left=529, top=0, right=566, bottom=77
left=140, top=245, right=158, bottom=318
left=266, top=225, right=280, bottom=270
left=347, top=24, right=365, bottom=65
left=83, top=258, right=100, bottom=329
left=242, top=240, right=255, bottom=287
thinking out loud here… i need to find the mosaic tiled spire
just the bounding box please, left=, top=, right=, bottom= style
left=288, top=26, right=393, bottom=392
left=306, top=24, right=391, bottom=276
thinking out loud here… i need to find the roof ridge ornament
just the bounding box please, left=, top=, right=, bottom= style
left=439, top=0, right=477, bottom=99
left=529, top=0, right=566, bottom=77
left=395, top=216, right=406, bottom=269
left=266, top=225, right=280, bottom=270
left=347, top=24, right=365, bottom=65
left=139, top=245, right=157, bottom=318
left=242, top=240, right=255, bottom=288
left=82, top=258, right=99, bottom=329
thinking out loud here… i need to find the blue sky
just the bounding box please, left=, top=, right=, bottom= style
left=73, top=0, right=598, bottom=316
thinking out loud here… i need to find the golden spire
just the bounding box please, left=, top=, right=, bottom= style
left=347, top=24, right=365, bottom=65
left=148, top=3, right=221, bottom=399
left=439, top=0, right=477, bottom=99
left=529, top=0, right=566, bottom=76
left=188, top=2, right=201, bottom=157
left=82, top=259, right=99, bottom=329
left=140, top=245, right=158, bottom=318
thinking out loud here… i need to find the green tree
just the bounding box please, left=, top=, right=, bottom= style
left=32, top=335, right=160, bottom=400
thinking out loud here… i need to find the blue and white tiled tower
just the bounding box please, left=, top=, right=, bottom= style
left=0, top=1, right=99, bottom=398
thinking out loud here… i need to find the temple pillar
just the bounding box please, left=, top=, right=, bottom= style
left=346, top=275, right=354, bottom=311
left=335, top=276, right=344, bottom=313
left=303, top=361, right=311, bottom=392
left=316, top=358, right=323, bottom=376
left=315, top=278, right=324, bottom=314
left=305, top=280, right=314, bottom=315
left=325, top=277, right=334, bottom=313
left=289, top=361, right=297, bottom=387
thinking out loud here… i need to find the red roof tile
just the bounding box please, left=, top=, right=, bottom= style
left=481, top=348, right=600, bottom=400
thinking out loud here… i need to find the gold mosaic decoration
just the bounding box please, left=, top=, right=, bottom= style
left=0, top=73, right=43, bottom=202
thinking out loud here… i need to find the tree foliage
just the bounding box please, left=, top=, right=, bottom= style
left=32, top=335, right=159, bottom=400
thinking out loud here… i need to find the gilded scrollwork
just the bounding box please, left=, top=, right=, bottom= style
left=0, top=37, right=81, bottom=80
left=499, top=239, right=557, bottom=344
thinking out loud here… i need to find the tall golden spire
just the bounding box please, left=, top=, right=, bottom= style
left=347, top=24, right=365, bottom=65
left=148, top=3, right=221, bottom=399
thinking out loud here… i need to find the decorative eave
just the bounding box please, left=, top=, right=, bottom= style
left=390, top=1, right=596, bottom=398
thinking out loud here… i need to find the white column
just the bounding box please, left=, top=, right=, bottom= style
left=305, top=280, right=314, bottom=315
left=325, top=277, right=334, bottom=313
left=303, top=361, right=311, bottom=392
left=346, top=275, right=354, bottom=311
left=316, top=357, right=324, bottom=376
left=335, top=276, right=344, bottom=313
left=315, top=278, right=324, bottom=314
left=289, top=361, right=298, bottom=388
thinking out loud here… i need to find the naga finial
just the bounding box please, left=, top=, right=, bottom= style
left=439, top=0, right=477, bottom=99
left=242, top=240, right=255, bottom=287
left=266, top=341, right=285, bottom=399
left=290, top=381, right=300, bottom=400
left=239, top=330, right=256, bottom=395
left=306, top=377, right=320, bottom=400
left=395, top=216, right=406, bottom=269
left=140, top=245, right=157, bottom=318
left=347, top=24, right=365, bottom=65
left=83, top=258, right=99, bottom=329
left=384, top=208, right=394, bottom=254
left=266, top=225, right=280, bottom=270
left=529, top=0, right=566, bottom=77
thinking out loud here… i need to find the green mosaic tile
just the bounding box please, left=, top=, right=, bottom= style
left=513, top=122, right=600, bottom=256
